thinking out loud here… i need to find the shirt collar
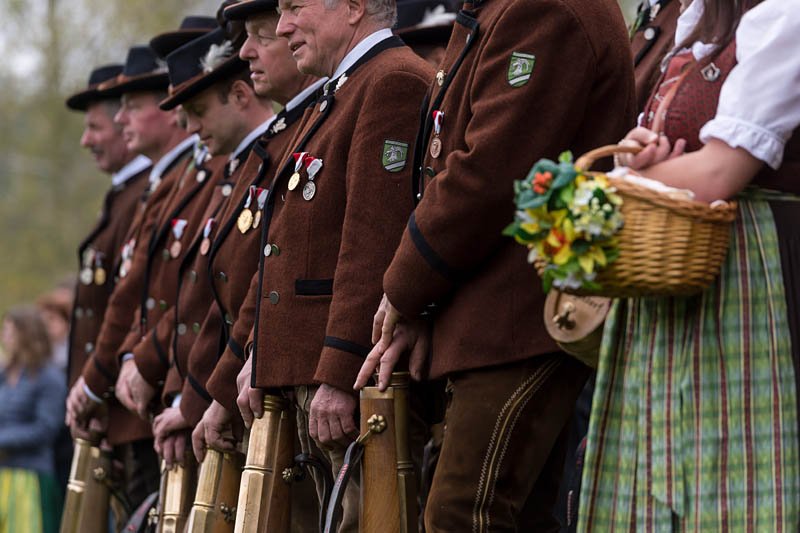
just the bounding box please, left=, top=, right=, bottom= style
left=149, top=134, right=198, bottom=186
left=328, top=28, right=394, bottom=84
left=111, top=155, right=151, bottom=188
left=286, top=78, right=328, bottom=112
left=230, top=118, right=274, bottom=162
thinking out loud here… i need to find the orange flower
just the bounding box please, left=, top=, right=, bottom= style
left=532, top=171, right=553, bottom=194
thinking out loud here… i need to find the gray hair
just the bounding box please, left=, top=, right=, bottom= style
left=324, top=0, right=397, bottom=27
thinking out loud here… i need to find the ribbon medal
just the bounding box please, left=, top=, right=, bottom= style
left=252, top=188, right=268, bottom=229
left=237, top=186, right=256, bottom=234
left=288, top=152, right=308, bottom=191
left=200, top=218, right=215, bottom=256
left=170, top=218, right=188, bottom=258
left=430, top=111, right=444, bottom=158
left=303, top=157, right=322, bottom=202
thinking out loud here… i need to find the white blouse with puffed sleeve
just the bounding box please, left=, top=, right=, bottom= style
left=693, top=0, right=800, bottom=169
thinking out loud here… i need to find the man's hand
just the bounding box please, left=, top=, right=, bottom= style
left=193, top=401, right=237, bottom=462
left=69, top=409, right=109, bottom=442
left=309, top=384, right=358, bottom=447
left=65, top=376, right=100, bottom=426
left=152, top=407, right=190, bottom=441
left=355, top=293, right=431, bottom=391
left=236, top=362, right=263, bottom=429
left=156, top=431, right=189, bottom=469
left=128, top=365, right=157, bottom=420
left=115, top=359, right=139, bottom=414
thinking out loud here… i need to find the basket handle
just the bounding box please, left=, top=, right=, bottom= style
left=575, top=144, right=642, bottom=171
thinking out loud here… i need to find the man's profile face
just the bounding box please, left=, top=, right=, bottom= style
left=115, top=91, right=172, bottom=156
left=182, top=86, right=241, bottom=157
left=80, top=101, right=130, bottom=173
left=276, top=0, right=354, bottom=77
left=241, top=14, right=304, bottom=99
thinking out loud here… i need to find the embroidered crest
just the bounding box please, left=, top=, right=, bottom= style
left=382, top=140, right=408, bottom=172
left=271, top=117, right=287, bottom=134
left=507, top=52, right=536, bottom=87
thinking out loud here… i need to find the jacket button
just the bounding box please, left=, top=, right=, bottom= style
left=644, top=27, right=656, bottom=41
left=159, top=299, right=167, bottom=310
left=268, top=291, right=280, bottom=304
left=190, top=270, right=198, bottom=283
left=192, top=322, right=201, bottom=333
left=218, top=271, right=228, bottom=282
left=146, top=297, right=155, bottom=310
left=85, top=342, right=94, bottom=353
left=86, top=309, right=94, bottom=318
left=162, top=249, right=170, bottom=260
left=75, top=307, right=84, bottom=319
left=177, top=323, right=187, bottom=335
left=225, top=313, right=234, bottom=325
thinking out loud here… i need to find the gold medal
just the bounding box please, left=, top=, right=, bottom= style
left=94, top=268, right=107, bottom=286
left=253, top=210, right=262, bottom=229
left=79, top=268, right=93, bottom=285
left=200, top=238, right=211, bottom=256
left=288, top=172, right=301, bottom=191
left=430, top=137, right=442, bottom=158
left=170, top=240, right=182, bottom=259
left=237, top=209, right=253, bottom=233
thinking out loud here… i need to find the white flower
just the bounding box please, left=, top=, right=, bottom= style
left=553, top=271, right=584, bottom=290
left=200, top=41, right=234, bottom=73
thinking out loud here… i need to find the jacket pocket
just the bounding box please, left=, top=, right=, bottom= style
left=295, top=278, right=334, bottom=296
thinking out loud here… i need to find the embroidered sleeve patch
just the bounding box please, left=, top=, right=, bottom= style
left=508, top=52, right=536, bottom=87
left=382, top=140, right=409, bottom=172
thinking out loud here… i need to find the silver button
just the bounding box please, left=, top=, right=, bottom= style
left=146, top=297, right=155, bottom=310
left=192, top=322, right=201, bottom=333
left=222, top=184, right=233, bottom=197
left=225, top=313, right=233, bottom=325
left=268, top=291, right=280, bottom=304
left=85, top=342, right=94, bottom=354
left=644, top=27, right=656, bottom=41
left=320, top=100, right=328, bottom=112
left=75, top=307, right=84, bottom=319
left=196, top=170, right=207, bottom=183
left=86, top=309, right=94, bottom=318
left=264, top=244, right=272, bottom=257
left=177, top=323, right=187, bottom=335
left=159, top=299, right=168, bottom=310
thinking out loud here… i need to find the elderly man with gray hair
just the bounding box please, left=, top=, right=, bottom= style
left=227, top=0, right=433, bottom=529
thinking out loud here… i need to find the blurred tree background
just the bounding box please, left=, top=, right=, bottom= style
left=0, top=0, right=641, bottom=316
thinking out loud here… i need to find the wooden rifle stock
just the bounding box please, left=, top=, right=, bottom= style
left=60, top=438, right=113, bottom=533
left=233, top=394, right=294, bottom=533
left=187, top=448, right=245, bottom=533
left=156, top=456, right=198, bottom=533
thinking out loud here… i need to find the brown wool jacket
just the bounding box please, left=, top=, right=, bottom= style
left=68, top=167, right=149, bottom=388
left=244, top=41, right=433, bottom=393
left=631, top=0, right=680, bottom=111
left=81, top=147, right=193, bottom=399
left=155, top=138, right=267, bottom=414
left=127, top=155, right=227, bottom=389
left=382, top=0, right=637, bottom=379
left=202, top=112, right=309, bottom=418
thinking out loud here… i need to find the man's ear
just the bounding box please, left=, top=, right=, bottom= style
left=345, top=0, right=367, bottom=25
left=230, top=79, right=254, bottom=110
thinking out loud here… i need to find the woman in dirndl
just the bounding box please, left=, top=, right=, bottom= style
left=0, top=306, right=66, bottom=533
left=578, top=0, right=800, bottom=530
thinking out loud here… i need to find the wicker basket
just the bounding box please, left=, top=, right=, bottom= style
left=535, top=144, right=738, bottom=298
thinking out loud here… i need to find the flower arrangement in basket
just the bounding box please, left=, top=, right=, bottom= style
left=505, top=145, right=739, bottom=297
left=504, top=151, right=623, bottom=292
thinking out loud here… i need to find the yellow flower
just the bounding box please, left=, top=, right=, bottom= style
left=553, top=244, right=573, bottom=265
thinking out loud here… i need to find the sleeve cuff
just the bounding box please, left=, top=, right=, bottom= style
left=121, top=352, right=134, bottom=362
left=83, top=383, right=104, bottom=404
left=313, top=340, right=369, bottom=394
left=700, top=115, right=786, bottom=170
left=171, top=394, right=182, bottom=408
left=384, top=218, right=455, bottom=318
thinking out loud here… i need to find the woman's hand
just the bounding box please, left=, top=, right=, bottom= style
left=617, top=127, right=686, bottom=170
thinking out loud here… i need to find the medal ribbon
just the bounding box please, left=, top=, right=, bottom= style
left=307, top=157, right=323, bottom=180
left=292, top=152, right=309, bottom=173
left=244, top=185, right=256, bottom=209
left=203, top=218, right=215, bottom=238
left=432, top=111, right=444, bottom=135
left=171, top=218, right=188, bottom=240
left=256, top=188, right=268, bottom=210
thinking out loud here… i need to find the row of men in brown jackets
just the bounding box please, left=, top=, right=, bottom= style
left=61, top=0, right=679, bottom=529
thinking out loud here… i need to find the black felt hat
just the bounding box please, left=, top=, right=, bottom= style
left=223, top=0, right=280, bottom=21
left=396, top=0, right=457, bottom=47
left=99, top=45, right=170, bottom=96
left=160, top=27, right=249, bottom=110
left=65, top=64, right=124, bottom=111
left=150, top=16, right=219, bottom=59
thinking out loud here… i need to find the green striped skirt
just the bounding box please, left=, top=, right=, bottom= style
left=579, top=198, right=800, bottom=532
left=0, top=468, right=61, bottom=533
